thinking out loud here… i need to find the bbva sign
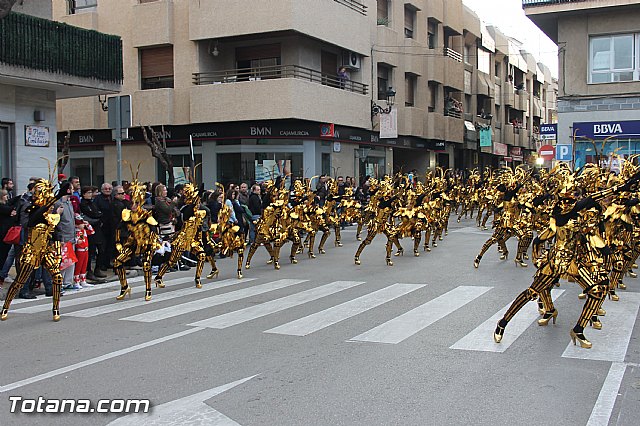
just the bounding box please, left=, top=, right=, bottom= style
left=593, top=123, right=623, bottom=134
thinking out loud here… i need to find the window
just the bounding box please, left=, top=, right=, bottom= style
left=427, top=19, right=437, bottom=50
left=140, top=46, right=174, bottom=90
left=236, top=44, right=282, bottom=80
left=377, top=0, right=389, bottom=26
left=478, top=49, right=491, bottom=75
left=464, top=45, right=471, bottom=65
left=405, top=73, right=416, bottom=107
left=68, top=0, right=97, bottom=14
left=428, top=81, right=438, bottom=112
left=404, top=6, right=415, bottom=39
left=494, top=61, right=501, bottom=78
left=377, top=64, right=392, bottom=101
left=590, top=34, right=639, bottom=83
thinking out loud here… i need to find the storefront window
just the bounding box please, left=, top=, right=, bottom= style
left=0, top=126, right=10, bottom=180
left=157, top=154, right=202, bottom=187
left=574, top=140, right=640, bottom=171
left=217, top=152, right=303, bottom=188
left=70, top=158, right=104, bottom=187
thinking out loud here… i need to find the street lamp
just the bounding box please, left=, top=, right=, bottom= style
left=535, top=157, right=544, bottom=166
left=371, top=87, right=396, bottom=117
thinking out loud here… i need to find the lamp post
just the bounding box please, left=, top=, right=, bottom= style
left=371, top=87, right=396, bottom=117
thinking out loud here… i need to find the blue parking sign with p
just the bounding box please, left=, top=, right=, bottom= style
left=556, top=144, right=572, bottom=161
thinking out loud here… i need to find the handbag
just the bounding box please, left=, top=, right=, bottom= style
left=60, top=241, right=78, bottom=271
left=2, top=226, right=22, bottom=245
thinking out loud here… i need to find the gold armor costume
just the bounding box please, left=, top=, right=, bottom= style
left=2, top=178, right=67, bottom=321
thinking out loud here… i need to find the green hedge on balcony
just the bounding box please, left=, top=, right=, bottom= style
left=0, top=12, right=122, bottom=83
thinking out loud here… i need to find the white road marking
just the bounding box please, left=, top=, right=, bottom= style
left=562, top=292, right=640, bottom=362
left=450, top=289, right=565, bottom=353
left=0, top=328, right=205, bottom=393
left=189, top=281, right=365, bottom=329
left=122, top=279, right=307, bottom=323
left=108, top=375, right=257, bottom=426
left=586, top=362, right=627, bottom=426
left=10, top=276, right=142, bottom=306
left=265, top=284, right=425, bottom=336
left=350, top=286, right=492, bottom=344
left=64, top=278, right=251, bottom=318
left=12, top=277, right=162, bottom=314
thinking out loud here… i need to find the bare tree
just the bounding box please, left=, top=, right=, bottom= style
left=0, top=0, right=22, bottom=20
left=141, top=125, right=174, bottom=188
left=59, top=130, right=70, bottom=174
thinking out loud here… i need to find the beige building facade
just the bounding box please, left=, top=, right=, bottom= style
left=524, top=0, right=640, bottom=169
left=0, top=3, right=121, bottom=191
left=54, top=0, right=555, bottom=187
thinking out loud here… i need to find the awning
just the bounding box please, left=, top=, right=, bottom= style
left=480, top=26, right=495, bottom=53
left=507, top=39, right=527, bottom=73
left=464, top=121, right=476, bottom=131
left=475, top=71, right=493, bottom=97
left=535, top=65, right=545, bottom=84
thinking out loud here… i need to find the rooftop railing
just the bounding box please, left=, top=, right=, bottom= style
left=334, top=0, right=367, bottom=15
left=0, top=12, right=123, bottom=83
left=193, top=64, right=368, bottom=95
left=522, top=0, right=589, bottom=7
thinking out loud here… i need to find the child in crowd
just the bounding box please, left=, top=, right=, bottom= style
left=74, top=214, right=95, bottom=288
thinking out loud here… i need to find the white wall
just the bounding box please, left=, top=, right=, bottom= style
left=0, top=84, right=57, bottom=192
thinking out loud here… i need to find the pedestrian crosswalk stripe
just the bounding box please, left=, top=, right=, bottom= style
left=450, top=289, right=565, bottom=353
left=188, top=281, right=365, bottom=329
left=12, top=276, right=170, bottom=314
left=349, top=286, right=492, bottom=344
left=10, top=276, right=143, bottom=306
left=562, top=292, right=640, bottom=362
left=265, top=284, right=426, bottom=336
left=121, top=279, right=308, bottom=323
left=65, top=278, right=251, bottom=318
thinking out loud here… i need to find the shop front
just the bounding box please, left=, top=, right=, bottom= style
left=573, top=120, right=640, bottom=171
left=59, top=120, right=435, bottom=188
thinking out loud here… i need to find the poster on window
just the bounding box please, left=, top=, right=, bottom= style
left=25, top=126, right=50, bottom=147
left=255, top=160, right=291, bottom=187
left=172, top=167, right=189, bottom=185
left=379, top=107, right=398, bottom=139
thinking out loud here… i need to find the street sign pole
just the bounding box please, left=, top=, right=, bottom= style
left=115, top=98, right=122, bottom=185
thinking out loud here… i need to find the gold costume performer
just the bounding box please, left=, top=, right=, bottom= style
left=2, top=177, right=70, bottom=322
left=493, top=165, right=640, bottom=349
left=113, top=177, right=161, bottom=301
left=354, top=176, right=402, bottom=266
left=155, top=182, right=213, bottom=288
left=209, top=190, right=246, bottom=278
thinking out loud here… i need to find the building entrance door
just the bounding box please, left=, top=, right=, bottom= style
left=0, top=125, right=10, bottom=180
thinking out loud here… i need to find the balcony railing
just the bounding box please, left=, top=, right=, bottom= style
left=444, top=47, right=463, bottom=63
left=193, top=64, right=368, bottom=95
left=522, top=0, right=588, bottom=7
left=334, top=0, right=367, bottom=15
left=0, top=12, right=123, bottom=83
left=444, top=108, right=462, bottom=119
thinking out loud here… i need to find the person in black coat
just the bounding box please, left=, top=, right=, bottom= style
left=0, top=189, right=17, bottom=281
left=79, top=187, right=107, bottom=279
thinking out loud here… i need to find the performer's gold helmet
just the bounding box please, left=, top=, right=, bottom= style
left=182, top=183, right=199, bottom=205
left=32, top=178, right=55, bottom=207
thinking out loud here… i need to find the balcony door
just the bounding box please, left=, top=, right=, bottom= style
left=236, top=44, right=281, bottom=81
left=321, top=51, right=339, bottom=88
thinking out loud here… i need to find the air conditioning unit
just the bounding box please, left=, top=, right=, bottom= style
left=342, top=51, right=361, bottom=70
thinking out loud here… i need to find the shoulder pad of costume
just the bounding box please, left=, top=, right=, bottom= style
left=146, top=216, right=158, bottom=226
left=122, top=209, right=132, bottom=221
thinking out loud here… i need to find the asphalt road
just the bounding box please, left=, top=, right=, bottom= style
left=1, top=217, right=639, bottom=426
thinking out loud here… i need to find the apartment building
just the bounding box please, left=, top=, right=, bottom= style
left=54, top=0, right=555, bottom=187
left=524, top=0, right=640, bottom=169
left=0, top=2, right=122, bottom=190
